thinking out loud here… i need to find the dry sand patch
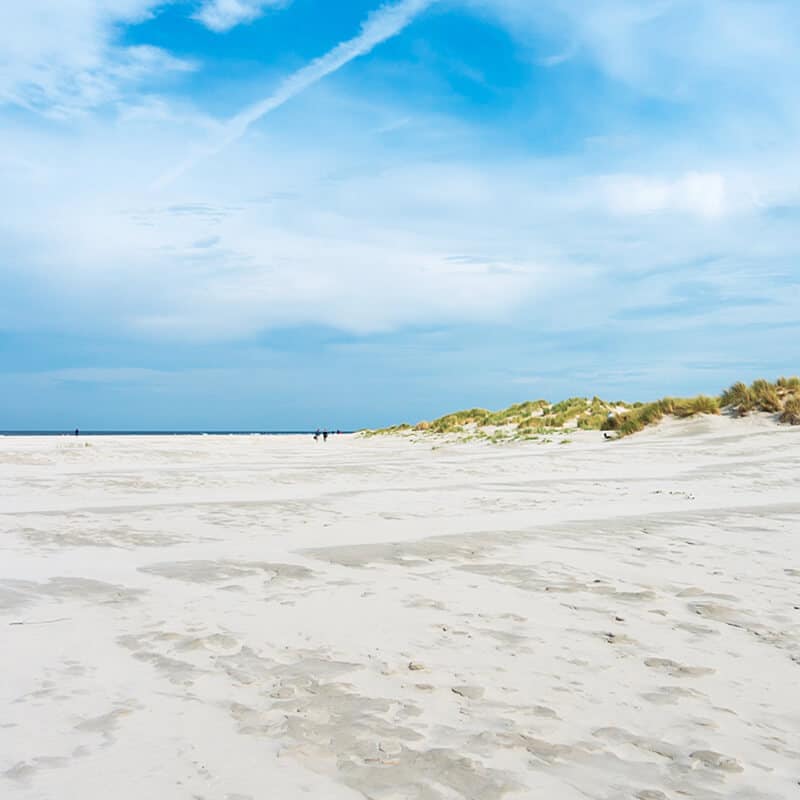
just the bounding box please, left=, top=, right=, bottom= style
left=1, top=421, right=799, bottom=798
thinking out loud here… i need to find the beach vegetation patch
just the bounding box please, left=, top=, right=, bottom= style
left=720, top=381, right=754, bottom=414
left=750, top=379, right=782, bottom=412
left=364, top=376, right=799, bottom=440
left=719, top=377, right=800, bottom=416
left=603, top=395, right=720, bottom=437
left=779, top=396, right=800, bottom=425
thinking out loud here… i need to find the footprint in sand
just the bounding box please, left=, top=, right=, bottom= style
left=451, top=685, right=484, bottom=700
left=642, top=686, right=704, bottom=705
left=689, top=749, right=744, bottom=772
left=173, top=633, right=242, bottom=656
left=643, top=657, right=715, bottom=677
left=202, top=634, right=243, bottom=656
left=675, top=621, right=718, bottom=636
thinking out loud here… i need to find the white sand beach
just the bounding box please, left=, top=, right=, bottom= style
left=1, top=417, right=799, bottom=800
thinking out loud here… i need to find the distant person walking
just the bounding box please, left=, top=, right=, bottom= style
left=74, top=428, right=79, bottom=436
left=314, top=429, right=320, bottom=442
left=323, top=430, right=329, bottom=442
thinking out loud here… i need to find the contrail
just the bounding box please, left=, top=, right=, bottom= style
left=154, top=0, right=435, bottom=188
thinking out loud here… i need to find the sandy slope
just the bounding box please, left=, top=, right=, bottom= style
left=1, top=416, right=799, bottom=800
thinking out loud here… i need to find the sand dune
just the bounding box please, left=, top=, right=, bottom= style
left=1, top=416, right=799, bottom=799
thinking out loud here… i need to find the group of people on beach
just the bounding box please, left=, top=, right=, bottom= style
left=313, top=429, right=341, bottom=442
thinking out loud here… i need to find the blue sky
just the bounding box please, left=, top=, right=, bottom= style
left=1, top=0, right=799, bottom=429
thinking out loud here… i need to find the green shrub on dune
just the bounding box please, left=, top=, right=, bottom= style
left=603, top=395, right=720, bottom=437
left=365, top=376, right=799, bottom=438
left=577, top=411, right=609, bottom=430
left=549, top=397, right=589, bottom=416
left=719, top=377, right=799, bottom=415
left=426, top=408, right=491, bottom=433
left=670, top=395, right=720, bottom=417
left=576, top=397, right=618, bottom=430
left=362, top=423, right=412, bottom=437
left=720, top=381, right=753, bottom=414
left=780, top=396, right=800, bottom=425
left=604, top=401, right=662, bottom=437
left=485, top=399, right=548, bottom=426
left=750, top=379, right=782, bottom=412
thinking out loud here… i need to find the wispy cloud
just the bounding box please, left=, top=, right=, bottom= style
left=538, top=43, right=577, bottom=67
left=155, top=0, right=435, bottom=187
left=0, top=2, right=194, bottom=116
left=194, top=0, right=292, bottom=33
left=473, top=0, right=800, bottom=107
left=598, top=172, right=729, bottom=219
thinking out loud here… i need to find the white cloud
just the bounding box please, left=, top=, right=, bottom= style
left=599, top=172, right=728, bottom=219
left=0, top=102, right=559, bottom=339
left=538, top=44, right=577, bottom=67
left=1, top=0, right=799, bottom=351
left=471, top=0, right=800, bottom=107
left=560, top=0, right=798, bottom=100
left=194, top=0, right=291, bottom=33
left=0, top=1, right=194, bottom=116
left=3, top=90, right=796, bottom=345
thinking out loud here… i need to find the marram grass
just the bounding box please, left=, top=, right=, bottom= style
left=602, top=395, right=720, bottom=437
left=365, top=377, right=799, bottom=440
left=780, top=395, right=800, bottom=425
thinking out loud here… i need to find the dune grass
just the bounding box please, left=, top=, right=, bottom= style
left=719, top=377, right=798, bottom=416
left=780, top=396, right=800, bottom=425
left=485, top=400, right=549, bottom=426
left=720, top=382, right=754, bottom=414
left=365, top=376, right=799, bottom=439
left=361, top=423, right=412, bottom=437
left=750, top=379, right=782, bottom=412
left=602, top=395, right=720, bottom=437
left=423, top=408, right=491, bottom=433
